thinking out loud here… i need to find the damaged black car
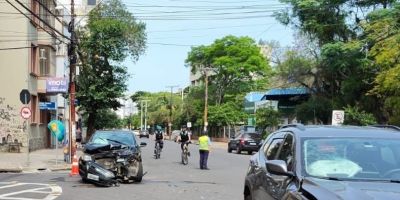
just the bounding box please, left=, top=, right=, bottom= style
left=79, top=130, right=147, bottom=186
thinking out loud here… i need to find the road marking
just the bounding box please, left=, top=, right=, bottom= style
left=0, top=182, right=62, bottom=200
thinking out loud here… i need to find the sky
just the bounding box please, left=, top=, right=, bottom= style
left=121, top=0, right=294, bottom=94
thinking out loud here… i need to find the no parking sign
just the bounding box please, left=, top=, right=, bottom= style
left=332, top=110, right=345, bottom=126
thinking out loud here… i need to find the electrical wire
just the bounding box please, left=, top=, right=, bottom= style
left=0, top=46, right=37, bottom=51
left=13, top=0, right=71, bottom=41
left=4, top=0, right=68, bottom=44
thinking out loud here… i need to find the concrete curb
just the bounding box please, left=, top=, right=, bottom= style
left=0, top=168, right=23, bottom=173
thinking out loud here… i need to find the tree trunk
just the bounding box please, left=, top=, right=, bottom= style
left=86, top=113, right=96, bottom=141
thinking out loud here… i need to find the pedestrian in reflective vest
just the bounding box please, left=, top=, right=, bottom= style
left=198, top=130, right=212, bottom=170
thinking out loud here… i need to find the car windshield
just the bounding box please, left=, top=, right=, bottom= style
left=244, top=133, right=261, bottom=140
left=90, top=131, right=136, bottom=146
left=302, top=138, right=400, bottom=181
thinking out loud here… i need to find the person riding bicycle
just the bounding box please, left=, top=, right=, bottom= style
left=179, top=126, right=191, bottom=155
left=154, top=128, right=164, bottom=155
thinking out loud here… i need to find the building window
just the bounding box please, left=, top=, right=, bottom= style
left=39, top=0, right=54, bottom=27
left=30, top=45, right=38, bottom=75
left=39, top=47, right=50, bottom=76
left=31, top=95, right=38, bottom=123
left=88, top=0, right=96, bottom=5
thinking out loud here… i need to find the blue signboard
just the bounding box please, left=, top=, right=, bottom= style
left=39, top=102, right=56, bottom=110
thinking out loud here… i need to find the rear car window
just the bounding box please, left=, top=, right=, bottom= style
left=244, top=133, right=261, bottom=139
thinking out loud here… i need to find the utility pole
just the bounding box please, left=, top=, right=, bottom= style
left=68, top=0, right=76, bottom=163
left=143, top=100, right=150, bottom=132
left=166, top=85, right=179, bottom=138
left=140, top=101, right=143, bottom=131
left=202, top=67, right=213, bottom=133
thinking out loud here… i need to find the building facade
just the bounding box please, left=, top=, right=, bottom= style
left=0, top=0, right=67, bottom=152
left=0, top=0, right=99, bottom=153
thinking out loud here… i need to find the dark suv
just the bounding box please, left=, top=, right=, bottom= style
left=244, top=124, right=400, bottom=200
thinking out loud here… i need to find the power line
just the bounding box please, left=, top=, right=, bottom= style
left=4, top=0, right=67, bottom=44
left=13, top=0, right=71, bottom=41
left=0, top=46, right=36, bottom=51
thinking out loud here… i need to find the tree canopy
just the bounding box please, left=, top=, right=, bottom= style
left=76, top=0, right=147, bottom=138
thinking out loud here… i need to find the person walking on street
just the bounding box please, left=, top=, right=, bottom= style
left=198, top=130, right=211, bottom=170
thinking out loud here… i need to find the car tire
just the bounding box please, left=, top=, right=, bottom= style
left=247, top=151, right=253, bottom=155
left=236, top=146, right=241, bottom=154
left=81, top=177, right=89, bottom=183
left=228, top=147, right=232, bottom=153
left=133, top=162, right=143, bottom=182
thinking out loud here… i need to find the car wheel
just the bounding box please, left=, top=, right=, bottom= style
left=247, top=151, right=253, bottom=155
left=133, top=162, right=143, bottom=182
left=81, top=177, right=89, bottom=183
left=244, top=192, right=252, bottom=200
left=236, top=146, right=242, bottom=154
left=228, top=147, right=232, bottom=153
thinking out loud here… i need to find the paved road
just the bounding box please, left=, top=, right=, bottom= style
left=0, top=139, right=252, bottom=200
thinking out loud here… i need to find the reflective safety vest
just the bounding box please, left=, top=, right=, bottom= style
left=198, top=135, right=210, bottom=151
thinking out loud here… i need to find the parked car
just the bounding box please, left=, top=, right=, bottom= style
left=133, top=130, right=140, bottom=136
left=244, top=124, right=400, bottom=200
left=139, top=130, right=149, bottom=138
left=228, top=132, right=262, bottom=154
left=79, top=130, right=146, bottom=186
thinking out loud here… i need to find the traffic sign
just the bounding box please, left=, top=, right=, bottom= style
left=19, top=89, right=30, bottom=104
left=187, top=122, right=192, bottom=128
left=332, top=110, right=345, bottom=126
left=20, top=107, right=32, bottom=119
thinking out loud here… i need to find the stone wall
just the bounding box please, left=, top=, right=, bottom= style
left=0, top=97, right=27, bottom=152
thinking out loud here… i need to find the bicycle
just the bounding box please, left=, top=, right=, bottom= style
left=154, top=141, right=161, bottom=159
left=181, top=141, right=190, bottom=165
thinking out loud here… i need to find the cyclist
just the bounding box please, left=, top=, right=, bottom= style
left=179, top=126, right=191, bottom=156
left=154, top=128, right=164, bottom=156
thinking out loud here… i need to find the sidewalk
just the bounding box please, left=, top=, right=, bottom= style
left=0, top=148, right=81, bottom=173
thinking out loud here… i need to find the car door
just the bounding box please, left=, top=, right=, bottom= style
left=267, top=133, right=296, bottom=199
left=252, top=132, right=285, bottom=200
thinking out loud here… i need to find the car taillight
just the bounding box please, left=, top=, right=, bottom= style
left=240, top=138, right=245, bottom=144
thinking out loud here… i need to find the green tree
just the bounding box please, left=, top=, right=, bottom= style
left=366, top=3, right=400, bottom=124
left=256, top=107, right=281, bottom=136
left=186, top=35, right=271, bottom=105
left=76, top=0, right=146, bottom=138
left=83, top=109, right=123, bottom=130
left=343, top=105, right=377, bottom=126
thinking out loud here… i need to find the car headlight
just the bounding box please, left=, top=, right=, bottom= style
left=81, top=154, right=92, bottom=161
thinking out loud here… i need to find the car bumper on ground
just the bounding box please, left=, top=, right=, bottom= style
left=79, top=159, right=117, bottom=187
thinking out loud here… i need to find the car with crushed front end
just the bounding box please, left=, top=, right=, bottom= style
left=79, top=130, right=147, bottom=187
left=244, top=124, right=400, bottom=200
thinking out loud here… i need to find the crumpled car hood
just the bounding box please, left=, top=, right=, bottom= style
left=84, top=143, right=113, bottom=154
left=303, top=177, right=400, bottom=200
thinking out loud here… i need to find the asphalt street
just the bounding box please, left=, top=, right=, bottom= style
left=0, top=139, right=252, bottom=200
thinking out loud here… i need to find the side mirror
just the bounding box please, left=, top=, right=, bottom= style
left=140, top=142, right=147, bottom=147
left=266, top=160, right=293, bottom=177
